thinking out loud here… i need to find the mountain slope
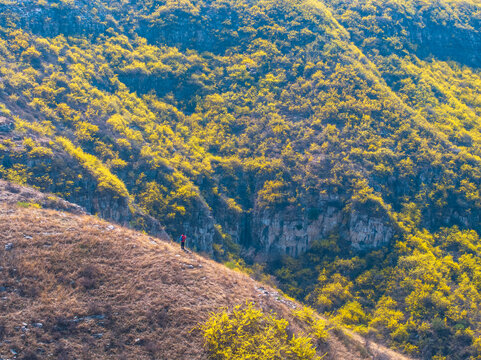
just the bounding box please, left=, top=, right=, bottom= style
left=0, top=0, right=481, bottom=358
left=0, top=189, right=408, bottom=359
left=0, top=0, right=480, bottom=257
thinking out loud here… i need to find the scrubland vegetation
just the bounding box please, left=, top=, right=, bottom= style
left=201, top=303, right=323, bottom=359
left=0, top=0, right=480, bottom=358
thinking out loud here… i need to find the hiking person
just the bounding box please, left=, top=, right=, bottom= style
left=179, top=234, right=186, bottom=250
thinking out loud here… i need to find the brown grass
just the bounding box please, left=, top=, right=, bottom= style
left=0, top=204, right=409, bottom=359
left=0, top=180, right=85, bottom=214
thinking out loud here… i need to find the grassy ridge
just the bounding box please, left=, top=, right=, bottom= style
left=0, top=201, right=407, bottom=359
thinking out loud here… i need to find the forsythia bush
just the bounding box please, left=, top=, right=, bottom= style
left=201, top=302, right=321, bottom=359
left=57, top=136, right=129, bottom=198
left=293, top=306, right=330, bottom=343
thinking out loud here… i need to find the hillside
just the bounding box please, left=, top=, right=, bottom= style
left=0, top=0, right=480, bottom=255
left=0, top=0, right=480, bottom=358
left=0, top=191, right=408, bottom=359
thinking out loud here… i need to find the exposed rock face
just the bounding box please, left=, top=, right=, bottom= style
left=247, top=196, right=395, bottom=257
left=348, top=211, right=393, bottom=251
left=410, top=23, right=481, bottom=68
left=1, top=0, right=478, bottom=261
left=0, top=117, right=14, bottom=133
left=0, top=1, right=111, bottom=38
left=324, top=0, right=481, bottom=69
left=253, top=206, right=341, bottom=257
left=65, top=190, right=169, bottom=241
left=178, top=207, right=218, bottom=254
left=0, top=176, right=170, bottom=241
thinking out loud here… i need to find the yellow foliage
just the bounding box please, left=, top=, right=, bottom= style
left=57, top=137, right=129, bottom=198
left=0, top=164, right=30, bottom=185
left=293, top=306, right=330, bottom=342
left=201, top=302, right=321, bottom=360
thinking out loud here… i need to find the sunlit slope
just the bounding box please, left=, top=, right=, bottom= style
left=0, top=0, right=481, bottom=359
left=326, top=0, right=481, bottom=156
left=0, top=198, right=409, bottom=359
left=0, top=0, right=480, bottom=255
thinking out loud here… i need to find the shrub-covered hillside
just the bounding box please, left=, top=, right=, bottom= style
left=1, top=0, right=480, bottom=254
left=0, top=0, right=480, bottom=358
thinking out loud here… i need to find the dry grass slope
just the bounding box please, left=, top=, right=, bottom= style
left=0, top=202, right=409, bottom=359
left=0, top=180, right=85, bottom=214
